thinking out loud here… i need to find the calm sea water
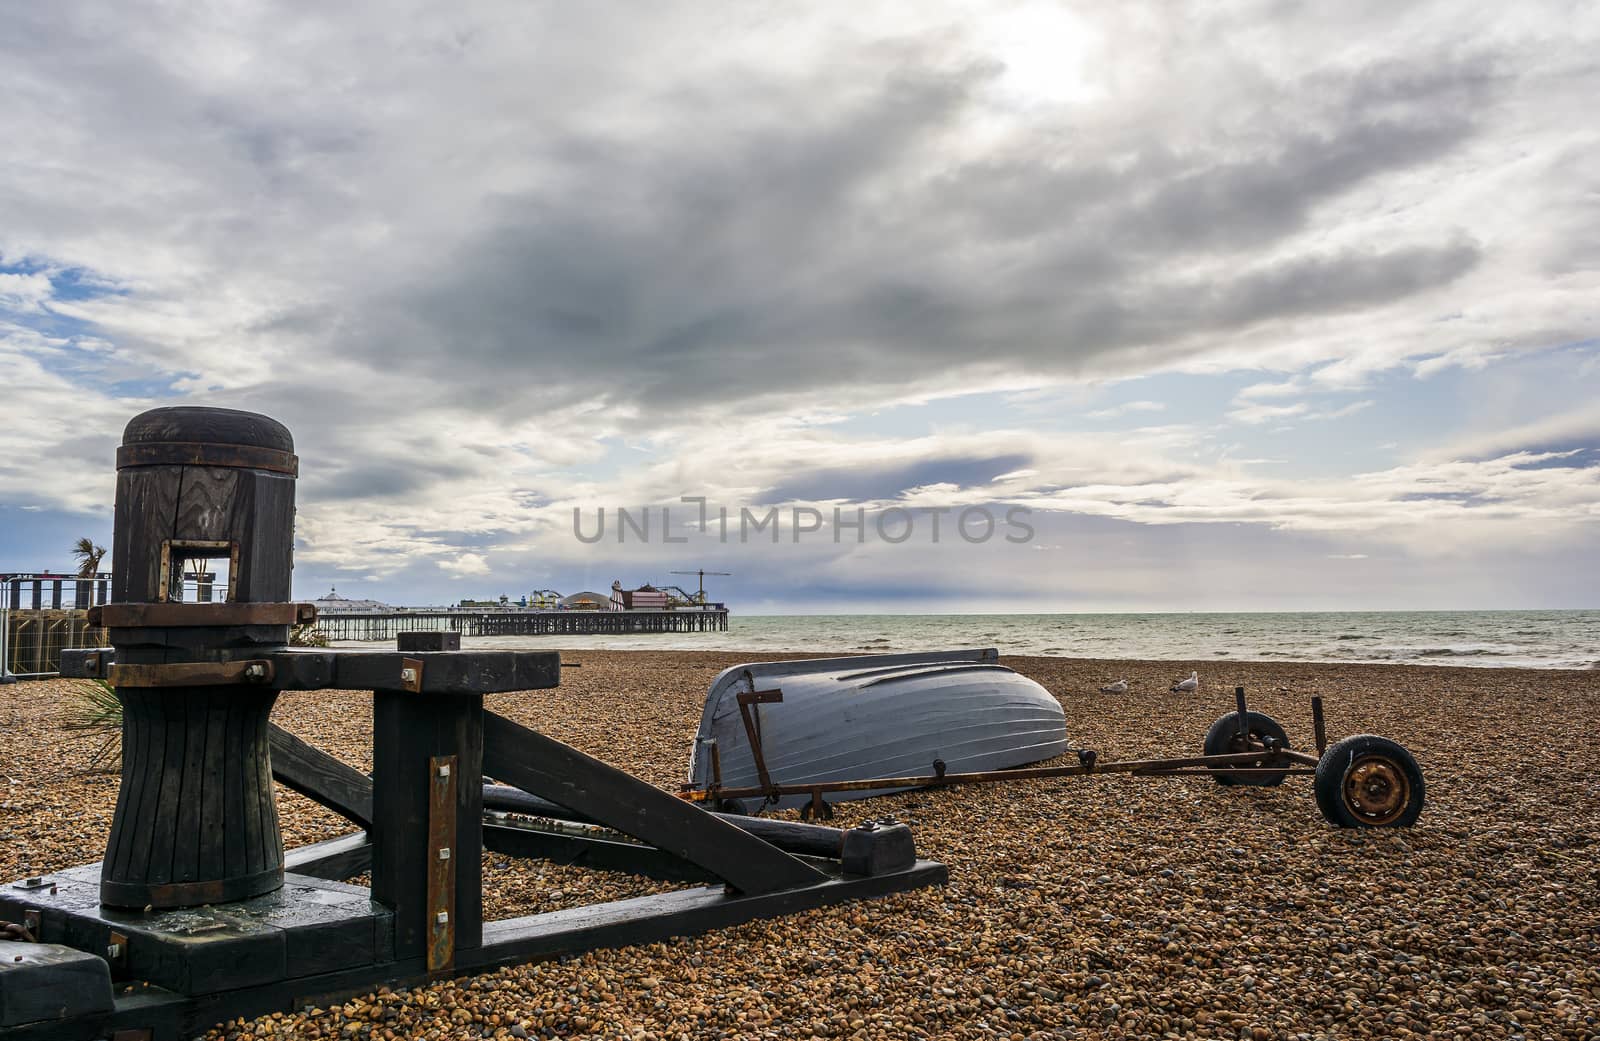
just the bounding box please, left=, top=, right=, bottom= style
left=455, top=610, right=1600, bottom=670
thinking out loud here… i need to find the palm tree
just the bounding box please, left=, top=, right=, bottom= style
left=72, top=537, right=107, bottom=578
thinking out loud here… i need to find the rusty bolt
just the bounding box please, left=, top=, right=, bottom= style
left=400, top=667, right=419, bottom=684
left=438, top=847, right=451, bottom=861
left=435, top=911, right=449, bottom=925
left=243, top=664, right=267, bottom=680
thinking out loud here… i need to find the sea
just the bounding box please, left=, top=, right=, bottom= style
left=461, top=610, right=1600, bottom=670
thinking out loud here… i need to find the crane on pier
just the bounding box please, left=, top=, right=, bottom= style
left=668, top=569, right=731, bottom=605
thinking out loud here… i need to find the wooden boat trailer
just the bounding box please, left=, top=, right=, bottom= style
left=0, top=408, right=942, bottom=1041
left=680, top=683, right=1428, bottom=830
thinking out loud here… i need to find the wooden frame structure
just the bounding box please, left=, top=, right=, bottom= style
left=0, top=408, right=943, bottom=1040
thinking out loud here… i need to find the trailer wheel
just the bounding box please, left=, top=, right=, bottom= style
left=1315, top=735, right=1424, bottom=828
left=1203, top=711, right=1291, bottom=787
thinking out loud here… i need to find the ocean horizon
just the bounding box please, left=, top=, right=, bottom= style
left=369, top=608, right=1600, bottom=670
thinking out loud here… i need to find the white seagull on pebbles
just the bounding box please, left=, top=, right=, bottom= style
left=1099, top=679, right=1129, bottom=694
left=1170, top=670, right=1199, bottom=693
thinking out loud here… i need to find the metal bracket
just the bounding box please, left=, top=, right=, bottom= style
left=400, top=657, right=425, bottom=693
left=109, top=659, right=276, bottom=688
left=106, top=929, right=129, bottom=975
left=116, top=439, right=300, bottom=476
left=60, top=648, right=113, bottom=680
left=426, top=754, right=458, bottom=972
left=736, top=688, right=784, bottom=798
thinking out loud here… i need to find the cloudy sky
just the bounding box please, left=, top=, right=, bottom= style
left=2, top=0, right=1597, bottom=612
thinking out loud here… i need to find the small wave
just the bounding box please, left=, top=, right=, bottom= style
left=1416, top=648, right=1510, bottom=658
left=1214, top=650, right=1230, bottom=655
left=1334, top=633, right=1375, bottom=641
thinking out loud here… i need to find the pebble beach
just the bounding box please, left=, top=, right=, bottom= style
left=3, top=651, right=1597, bottom=1041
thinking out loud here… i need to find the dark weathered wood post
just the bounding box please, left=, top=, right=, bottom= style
left=96, top=407, right=300, bottom=909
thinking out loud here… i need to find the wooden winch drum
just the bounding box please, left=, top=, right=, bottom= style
left=99, top=407, right=299, bottom=909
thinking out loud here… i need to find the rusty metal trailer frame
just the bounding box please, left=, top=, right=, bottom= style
left=681, top=685, right=1331, bottom=819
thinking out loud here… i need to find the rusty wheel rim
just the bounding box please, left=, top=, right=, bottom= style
left=1343, top=754, right=1410, bottom=825
left=1227, top=730, right=1271, bottom=767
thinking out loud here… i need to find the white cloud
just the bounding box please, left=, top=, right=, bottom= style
left=1086, top=400, right=1167, bottom=419
left=1231, top=402, right=1310, bottom=425
left=1316, top=399, right=1375, bottom=420
left=0, top=272, right=53, bottom=313
left=1236, top=379, right=1304, bottom=400
left=1425, top=402, right=1600, bottom=462
left=438, top=553, right=490, bottom=578
left=1413, top=345, right=1501, bottom=379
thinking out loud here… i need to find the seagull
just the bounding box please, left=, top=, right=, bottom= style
left=1170, top=670, right=1199, bottom=693
left=1099, top=679, right=1129, bottom=694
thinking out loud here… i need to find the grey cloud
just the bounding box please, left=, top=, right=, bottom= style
left=1510, top=448, right=1600, bottom=471
left=1203, top=240, right=1483, bottom=327
left=302, top=457, right=476, bottom=502
left=332, top=51, right=1497, bottom=417
left=762, top=452, right=1032, bottom=503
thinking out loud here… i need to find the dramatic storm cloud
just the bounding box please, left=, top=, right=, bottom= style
left=1, top=0, right=1596, bottom=609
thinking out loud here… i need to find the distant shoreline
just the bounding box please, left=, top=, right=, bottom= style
left=328, top=607, right=1599, bottom=670
left=333, top=639, right=1600, bottom=671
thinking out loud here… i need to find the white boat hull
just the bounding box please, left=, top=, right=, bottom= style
left=688, top=648, right=1067, bottom=812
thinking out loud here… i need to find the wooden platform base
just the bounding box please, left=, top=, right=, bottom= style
left=1, top=860, right=943, bottom=1040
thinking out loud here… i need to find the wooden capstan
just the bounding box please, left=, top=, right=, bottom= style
left=98, top=407, right=304, bottom=908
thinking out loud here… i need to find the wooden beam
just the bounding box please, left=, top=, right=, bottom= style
left=372, top=692, right=484, bottom=959
left=283, top=832, right=371, bottom=880
left=468, top=862, right=946, bottom=967
left=481, top=711, right=825, bottom=895
left=269, top=725, right=374, bottom=829
left=483, top=820, right=717, bottom=883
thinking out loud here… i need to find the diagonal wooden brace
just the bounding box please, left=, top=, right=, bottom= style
left=481, top=711, right=825, bottom=895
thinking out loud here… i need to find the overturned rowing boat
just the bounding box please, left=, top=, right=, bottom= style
left=687, top=648, right=1068, bottom=813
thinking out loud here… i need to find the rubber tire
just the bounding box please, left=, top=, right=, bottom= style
left=1203, top=711, right=1291, bottom=787
left=1315, top=734, right=1425, bottom=828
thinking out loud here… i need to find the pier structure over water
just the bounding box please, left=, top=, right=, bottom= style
left=317, top=605, right=729, bottom=641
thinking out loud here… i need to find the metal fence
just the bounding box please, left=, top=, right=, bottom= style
left=0, top=573, right=111, bottom=682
